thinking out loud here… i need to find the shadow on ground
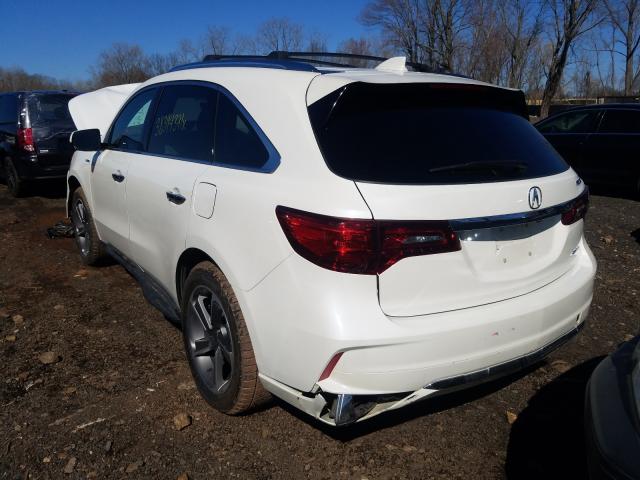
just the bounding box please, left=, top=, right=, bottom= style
left=0, top=178, right=67, bottom=199
left=505, top=356, right=605, bottom=480
left=588, top=184, right=638, bottom=202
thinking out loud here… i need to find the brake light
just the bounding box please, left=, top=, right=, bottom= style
left=561, top=189, right=589, bottom=225
left=17, top=128, right=35, bottom=152
left=276, top=206, right=460, bottom=275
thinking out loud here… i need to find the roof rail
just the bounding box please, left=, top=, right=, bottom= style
left=170, top=51, right=453, bottom=75
left=268, top=51, right=451, bottom=74
left=170, top=55, right=319, bottom=73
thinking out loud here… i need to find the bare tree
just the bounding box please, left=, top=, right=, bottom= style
left=500, top=0, right=545, bottom=89
left=540, top=0, right=601, bottom=118
left=427, top=0, right=471, bottom=70
left=361, top=0, right=423, bottom=63
left=203, top=26, right=232, bottom=56
left=604, top=0, right=640, bottom=95
left=306, top=32, right=329, bottom=52
left=91, top=43, right=151, bottom=87
left=0, top=67, right=64, bottom=93
left=462, top=0, right=508, bottom=83
left=361, top=0, right=470, bottom=69
left=256, top=17, right=304, bottom=53
left=201, top=26, right=257, bottom=56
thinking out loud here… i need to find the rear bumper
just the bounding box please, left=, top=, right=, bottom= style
left=248, top=237, right=596, bottom=424
left=320, top=239, right=595, bottom=395
left=584, top=337, right=640, bottom=480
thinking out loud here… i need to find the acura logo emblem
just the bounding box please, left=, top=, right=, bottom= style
left=528, top=186, right=542, bottom=210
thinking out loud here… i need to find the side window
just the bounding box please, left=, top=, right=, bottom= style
left=597, top=109, right=640, bottom=134
left=109, top=89, right=155, bottom=151
left=0, top=94, right=17, bottom=124
left=214, top=93, right=269, bottom=169
left=537, top=110, right=598, bottom=134
left=147, top=85, right=218, bottom=162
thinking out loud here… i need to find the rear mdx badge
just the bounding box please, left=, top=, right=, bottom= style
left=528, top=186, right=542, bottom=209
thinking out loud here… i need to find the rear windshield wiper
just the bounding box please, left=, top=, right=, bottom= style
left=428, top=161, right=528, bottom=174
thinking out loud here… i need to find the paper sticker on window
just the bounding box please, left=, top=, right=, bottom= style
left=153, top=113, right=187, bottom=136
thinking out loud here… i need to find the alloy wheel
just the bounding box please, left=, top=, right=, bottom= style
left=71, top=198, right=90, bottom=256
left=185, top=286, right=234, bottom=395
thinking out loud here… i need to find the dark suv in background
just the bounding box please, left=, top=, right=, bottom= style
left=0, top=91, right=78, bottom=196
left=535, top=104, right=640, bottom=196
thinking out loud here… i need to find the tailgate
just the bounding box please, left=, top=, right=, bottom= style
left=307, top=79, right=588, bottom=317
left=358, top=171, right=586, bottom=316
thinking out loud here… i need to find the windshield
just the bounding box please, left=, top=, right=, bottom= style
left=308, top=83, right=568, bottom=184
left=28, top=94, right=76, bottom=130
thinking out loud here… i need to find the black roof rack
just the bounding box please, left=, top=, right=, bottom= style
left=269, top=51, right=448, bottom=73
left=170, top=51, right=451, bottom=75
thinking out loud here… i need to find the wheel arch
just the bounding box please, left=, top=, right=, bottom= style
left=66, top=175, right=82, bottom=217
left=175, top=248, right=220, bottom=305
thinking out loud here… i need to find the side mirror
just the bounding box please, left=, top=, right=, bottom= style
left=71, top=129, right=102, bottom=151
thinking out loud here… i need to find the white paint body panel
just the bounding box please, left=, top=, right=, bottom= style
left=66, top=64, right=597, bottom=424
left=68, top=84, right=140, bottom=139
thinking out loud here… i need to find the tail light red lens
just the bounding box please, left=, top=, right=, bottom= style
left=17, top=128, right=35, bottom=152
left=276, top=206, right=460, bottom=275
left=561, top=189, right=589, bottom=225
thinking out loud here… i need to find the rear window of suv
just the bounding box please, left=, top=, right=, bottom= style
left=28, top=94, right=76, bottom=129
left=308, top=83, right=568, bottom=184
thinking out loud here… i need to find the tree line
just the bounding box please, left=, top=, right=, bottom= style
left=1, top=1, right=639, bottom=118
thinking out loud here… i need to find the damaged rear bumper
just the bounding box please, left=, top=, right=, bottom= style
left=260, top=321, right=584, bottom=426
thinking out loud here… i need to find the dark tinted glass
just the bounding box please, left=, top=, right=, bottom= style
left=27, top=94, right=76, bottom=129
left=309, top=83, right=568, bottom=184
left=214, top=94, right=269, bottom=169
left=0, top=94, right=17, bottom=124
left=537, top=110, right=598, bottom=134
left=598, top=109, right=640, bottom=134
left=109, top=89, right=155, bottom=151
left=148, top=85, right=218, bottom=162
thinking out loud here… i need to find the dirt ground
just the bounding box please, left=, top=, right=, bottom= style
left=0, top=181, right=638, bottom=480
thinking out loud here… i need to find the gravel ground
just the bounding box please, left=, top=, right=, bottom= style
left=0, top=181, right=638, bottom=480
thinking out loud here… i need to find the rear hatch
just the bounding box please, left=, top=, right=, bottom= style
left=308, top=80, right=586, bottom=317
left=27, top=93, right=77, bottom=167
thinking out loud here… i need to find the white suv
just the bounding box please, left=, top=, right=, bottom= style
left=66, top=55, right=596, bottom=426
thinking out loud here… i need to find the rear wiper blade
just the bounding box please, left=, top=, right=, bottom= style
left=428, top=161, right=528, bottom=174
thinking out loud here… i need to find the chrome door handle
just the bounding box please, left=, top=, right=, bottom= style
left=111, top=170, right=125, bottom=183
left=166, top=190, right=186, bottom=205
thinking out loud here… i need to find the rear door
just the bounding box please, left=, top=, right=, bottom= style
left=536, top=108, right=600, bottom=181
left=91, top=88, right=157, bottom=254
left=125, top=83, right=216, bottom=291
left=308, top=81, right=585, bottom=317
left=582, top=108, right=640, bottom=188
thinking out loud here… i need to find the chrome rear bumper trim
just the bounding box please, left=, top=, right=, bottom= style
left=426, top=321, right=585, bottom=391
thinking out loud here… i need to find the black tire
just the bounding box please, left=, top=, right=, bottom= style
left=4, top=158, right=25, bottom=197
left=70, top=188, right=105, bottom=265
left=181, top=262, right=269, bottom=414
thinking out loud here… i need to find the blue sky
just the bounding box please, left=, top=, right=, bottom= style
left=0, top=0, right=371, bottom=81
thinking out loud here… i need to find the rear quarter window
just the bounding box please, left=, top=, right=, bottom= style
left=308, top=83, right=569, bottom=185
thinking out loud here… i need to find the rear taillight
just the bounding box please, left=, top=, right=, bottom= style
left=17, top=128, right=35, bottom=152
left=561, top=189, right=589, bottom=225
left=276, top=206, right=460, bottom=275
